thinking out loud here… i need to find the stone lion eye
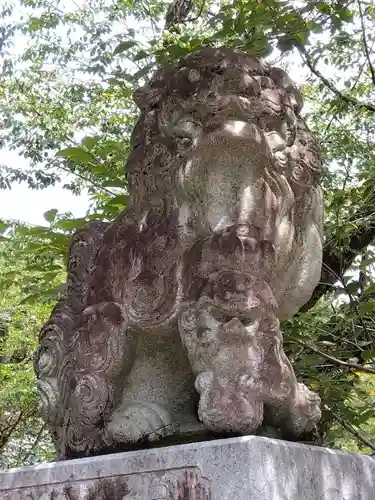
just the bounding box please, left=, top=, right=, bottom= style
left=211, top=309, right=232, bottom=323
left=240, top=316, right=253, bottom=327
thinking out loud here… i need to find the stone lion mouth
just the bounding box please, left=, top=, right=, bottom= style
left=180, top=119, right=274, bottom=192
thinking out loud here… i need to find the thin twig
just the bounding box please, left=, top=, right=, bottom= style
left=297, top=340, right=375, bottom=375
left=0, top=411, right=24, bottom=436
left=187, top=0, right=206, bottom=23
left=298, top=45, right=375, bottom=113
left=325, top=404, right=375, bottom=452
left=351, top=59, right=368, bottom=90
left=0, top=410, right=33, bottom=451
left=321, top=260, right=373, bottom=342
left=56, top=162, right=117, bottom=197
left=321, top=261, right=354, bottom=304
left=141, top=2, right=161, bottom=36
left=357, top=0, right=375, bottom=85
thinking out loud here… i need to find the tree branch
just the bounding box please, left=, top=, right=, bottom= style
left=56, top=162, right=117, bottom=197
left=325, top=405, right=375, bottom=452
left=11, top=75, right=117, bottom=197
left=165, top=0, right=193, bottom=29
left=21, top=423, right=47, bottom=464
left=298, top=45, right=375, bottom=113
left=300, top=189, right=375, bottom=312
left=187, top=0, right=206, bottom=23
left=0, top=411, right=26, bottom=450
left=297, top=340, right=375, bottom=375
left=357, top=0, right=375, bottom=86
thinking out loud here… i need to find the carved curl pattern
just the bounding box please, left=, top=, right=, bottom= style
left=35, top=47, right=323, bottom=457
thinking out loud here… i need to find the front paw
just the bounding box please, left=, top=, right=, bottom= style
left=271, top=383, right=322, bottom=439
left=288, top=383, right=322, bottom=436
left=105, top=402, right=173, bottom=444
left=196, top=372, right=263, bottom=434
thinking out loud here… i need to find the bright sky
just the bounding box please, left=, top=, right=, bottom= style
left=0, top=150, right=90, bottom=225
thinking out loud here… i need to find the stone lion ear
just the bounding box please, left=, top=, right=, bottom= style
left=133, top=86, right=164, bottom=111
left=269, top=67, right=303, bottom=113
left=133, top=86, right=150, bottom=110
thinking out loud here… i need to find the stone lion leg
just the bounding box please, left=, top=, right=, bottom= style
left=179, top=300, right=263, bottom=434
left=178, top=287, right=321, bottom=438
left=60, top=301, right=133, bottom=456
left=36, top=300, right=133, bottom=457
left=35, top=223, right=134, bottom=458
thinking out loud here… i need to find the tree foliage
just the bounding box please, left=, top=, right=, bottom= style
left=1, top=0, right=375, bottom=466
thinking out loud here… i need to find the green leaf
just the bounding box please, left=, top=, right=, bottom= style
left=352, top=408, right=375, bottom=425
left=277, top=37, right=294, bottom=53
left=43, top=209, right=58, bottom=223
left=189, top=38, right=203, bottom=50
left=346, top=281, right=360, bottom=294
left=1, top=271, right=19, bottom=280
left=19, top=292, right=43, bottom=305
left=133, top=50, right=149, bottom=62
left=293, top=29, right=309, bottom=46
left=56, top=147, right=95, bottom=164
left=359, top=301, right=375, bottom=314
left=0, top=221, right=10, bottom=234
left=362, top=349, right=375, bottom=362
left=105, top=194, right=130, bottom=207
left=364, top=283, right=375, bottom=296
left=132, top=62, right=155, bottom=82
left=337, top=7, right=353, bottom=22
left=81, top=136, right=101, bottom=149
left=55, top=218, right=87, bottom=231
left=316, top=2, right=331, bottom=14
left=113, top=40, right=137, bottom=55
left=102, top=179, right=126, bottom=188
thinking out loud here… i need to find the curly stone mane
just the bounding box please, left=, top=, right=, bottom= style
left=127, top=47, right=321, bottom=208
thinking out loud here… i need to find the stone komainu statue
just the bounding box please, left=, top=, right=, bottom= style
left=35, top=47, right=323, bottom=459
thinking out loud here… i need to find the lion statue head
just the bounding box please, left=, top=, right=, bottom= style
left=125, top=47, right=323, bottom=321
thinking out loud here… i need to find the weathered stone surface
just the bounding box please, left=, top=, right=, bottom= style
left=1, top=437, right=375, bottom=499
left=34, top=47, right=324, bottom=458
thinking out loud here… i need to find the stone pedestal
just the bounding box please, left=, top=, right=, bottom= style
left=1, top=436, right=374, bottom=499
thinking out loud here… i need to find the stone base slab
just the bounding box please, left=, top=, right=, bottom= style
left=1, top=436, right=375, bottom=499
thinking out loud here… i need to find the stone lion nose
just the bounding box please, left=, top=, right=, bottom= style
left=222, top=120, right=262, bottom=142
